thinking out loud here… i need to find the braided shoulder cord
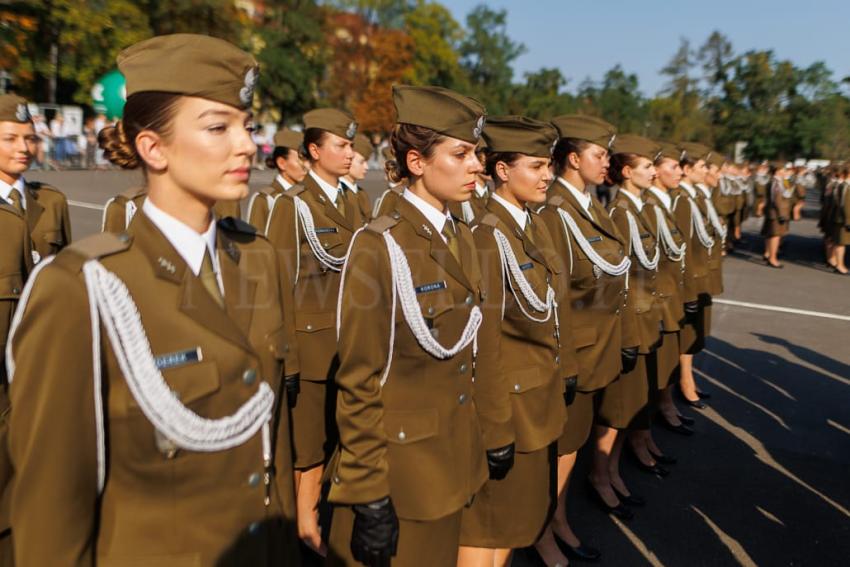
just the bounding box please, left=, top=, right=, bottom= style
left=293, top=196, right=347, bottom=272
left=492, top=228, right=556, bottom=323
left=688, top=198, right=715, bottom=251
left=653, top=205, right=686, bottom=262
left=702, top=197, right=728, bottom=242
left=624, top=210, right=659, bottom=271
left=556, top=208, right=631, bottom=276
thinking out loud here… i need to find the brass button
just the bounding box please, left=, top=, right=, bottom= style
left=323, top=242, right=329, bottom=248
left=117, top=233, right=130, bottom=243
left=306, top=324, right=313, bottom=331
left=459, top=363, right=468, bottom=374
left=398, top=431, right=407, bottom=441
left=430, top=328, right=439, bottom=339
left=555, top=355, right=561, bottom=364
left=248, top=472, right=261, bottom=487
left=12, top=287, right=20, bottom=294
left=458, top=394, right=467, bottom=404
left=427, top=306, right=436, bottom=316
left=514, top=384, right=521, bottom=392
left=243, top=369, right=257, bottom=385
left=391, top=211, right=401, bottom=220
left=615, top=309, right=620, bottom=315
left=333, top=475, right=341, bottom=485
left=465, top=294, right=473, bottom=305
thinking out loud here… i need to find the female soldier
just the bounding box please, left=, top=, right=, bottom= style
left=536, top=115, right=632, bottom=565
left=7, top=34, right=299, bottom=566
left=646, top=143, right=693, bottom=437
left=340, top=133, right=373, bottom=220
left=606, top=135, right=669, bottom=486
left=829, top=168, right=850, bottom=274
left=103, top=189, right=243, bottom=233
left=245, top=127, right=306, bottom=232
left=669, top=144, right=714, bottom=408
left=458, top=116, right=573, bottom=567
left=327, top=85, right=513, bottom=567
left=761, top=162, right=793, bottom=269
left=371, top=146, right=406, bottom=219
left=698, top=148, right=728, bottom=344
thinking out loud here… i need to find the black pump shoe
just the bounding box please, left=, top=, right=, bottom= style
left=553, top=535, right=601, bottom=563
left=656, top=416, right=695, bottom=436
left=628, top=449, right=670, bottom=478
left=612, top=485, right=646, bottom=507
left=649, top=449, right=678, bottom=465
left=696, top=390, right=712, bottom=400
left=677, top=413, right=696, bottom=425
left=585, top=483, right=634, bottom=520
left=677, top=389, right=707, bottom=410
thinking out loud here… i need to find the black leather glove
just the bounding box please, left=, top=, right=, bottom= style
left=486, top=443, right=515, bottom=480
left=284, top=374, right=300, bottom=408
left=621, top=347, right=639, bottom=374
left=563, top=376, right=578, bottom=407
left=351, top=497, right=399, bottom=567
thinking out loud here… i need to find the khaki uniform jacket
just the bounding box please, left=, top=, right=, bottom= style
left=24, top=181, right=71, bottom=259
left=101, top=186, right=146, bottom=233
left=644, top=191, right=686, bottom=333
left=713, top=179, right=737, bottom=217
left=762, top=178, right=793, bottom=238
left=474, top=199, right=572, bottom=453
left=538, top=181, right=630, bottom=392
left=8, top=213, right=298, bottom=566
left=246, top=178, right=287, bottom=233
left=328, top=198, right=513, bottom=521
left=372, top=184, right=405, bottom=219
left=670, top=185, right=710, bottom=303
left=449, top=187, right=489, bottom=226
left=697, top=185, right=724, bottom=296
left=609, top=193, right=662, bottom=354
left=341, top=180, right=372, bottom=221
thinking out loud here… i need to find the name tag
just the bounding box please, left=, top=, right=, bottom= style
left=415, top=281, right=447, bottom=294
left=670, top=229, right=679, bottom=235
left=519, top=262, right=534, bottom=271
left=587, top=236, right=603, bottom=243
left=640, top=232, right=650, bottom=239
left=155, top=347, right=203, bottom=370
left=315, top=227, right=338, bottom=234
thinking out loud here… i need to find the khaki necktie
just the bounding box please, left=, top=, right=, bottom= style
left=200, top=248, right=224, bottom=308
left=335, top=187, right=347, bottom=216
left=8, top=190, right=23, bottom=214
left=523, top=215, right=535, bottom=245
left=441, top=221, right=461, bottom=263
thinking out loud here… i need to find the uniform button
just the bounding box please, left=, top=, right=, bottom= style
left=398, top=431, right=407, bottom=441
left=248, top=522, right=261, bottom=535
left=458, top=394, right=467, bottom=404
left=427, top=306, right=436, bottom=316
left=465, top=294, right=473, bottom=305
left=459, top=363, right=468, bottom=374
left=117, top=233, right=130, bottom=243
left=391, top=211, right=401, bottom=220
left=514, top=384, right=521, bottom=392
left=333, top=475, right=341, bottom=485
left=555, top=355, right=561, bottom=364
left=12, top=287, right=20, bottom=294
left=323, top=242, right=329, bottom=248
left=243, top=369, right=257, bottom=385
left=615, top=309, right=620, bottom=315
left=430, top=328, right=439, bottom=339
left=306, top=324, right=313, bottom=331
left=248, top=472, right=261, bottom=487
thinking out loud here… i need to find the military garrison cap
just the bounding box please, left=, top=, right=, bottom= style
left=393, top=85, right=486, bottom=144
left=482, top=116, right=558, bottom=158
left=118, top=34, right=258, bottom=110
left=707, top=152, right=728, bottom=168
left=550, top=115, right=617, bottom=149
left=273, top=128, right=303, bottom=150
left=303, top=108, right=358, bottom=140
left=611, top=134, right=662, bottom=161
left=678, top=142, right=712, bottom=162
left=654, top=141, right=680, bottom=162
left=352, top=134, right=373, bottom=159
left=0, top=94, right=32, bottom=123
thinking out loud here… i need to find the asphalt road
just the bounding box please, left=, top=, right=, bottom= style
left=25, top=169, right=850, bottom=566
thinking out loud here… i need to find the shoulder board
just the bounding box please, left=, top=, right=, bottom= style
left=26, top=181, right=61, bottom=194
left=67, top=232, right=132, bottom=260
left=120, top=186, right=147, bottom=199
left=479, top=213, right=499, bottom=228
left=366, top=215, right=399, bottom=234
left=547, top=195, right=566, bottom=207
left=218, top=216, right=257, bottom=235
left=288, top=185, right=305, bottom=197
left=258, top=185, right=275, bottom=196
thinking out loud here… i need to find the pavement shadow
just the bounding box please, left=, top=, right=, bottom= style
left=730, top=228, right=832, bottom=273
left=752, top=332, right=850, bottom=381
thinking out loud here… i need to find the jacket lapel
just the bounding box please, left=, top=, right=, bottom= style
left=24, top=183, right=44, bottom=234
left=487, top=198, right=547, bottom=267
left=305, top=174, right=352, bottom=231
left=218, top=229, right=256, bottom=336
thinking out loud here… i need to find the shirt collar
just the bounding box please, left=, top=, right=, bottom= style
left=143, top=198, right=218, bottom=277
left=557, top=177, right=592, bottom=213
left=341, top=178, right=359, bottom=193
left=490, top=192, right=528, bottom=229
left=275, top=174, right=293, bottom=191
left=309, top=169, right=341, bottom=203
left=680, top=182, right=697, bottom=199
left=648, top=186, right=672, bottom=211
left=0, top=176, right=26, bottom=210
left=619, top=188, right=643, bottom=212
left=696, top=182, right=712, bottom=198
left=403, top=188, right=452, bottom=236
left=474, top=182, right=488, bottom=198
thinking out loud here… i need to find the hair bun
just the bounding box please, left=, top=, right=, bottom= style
left=98, top=121, right=140, bottom=169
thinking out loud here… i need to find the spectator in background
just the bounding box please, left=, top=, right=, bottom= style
left=83, top=116, right=97, bottom=169
left=252, top=125, right=270, bottom=169
left=49, top=112, right=65, bottom=167
left=32, top=114, right=52, bottom=169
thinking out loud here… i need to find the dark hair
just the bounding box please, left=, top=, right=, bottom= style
left=607, top=152, right=642, bottom=186
left=301, top=128, right=330, bottom=162
left=552, top=137, right=592, bottom=176
left=265, top=146, right=295, bottom=170
left=98, top=92, right=181, bottom=169
left=679, top=152, right=697, bottom=169
left=386, top=123, right=445, bottom=184
left=484, top=151, right=521, bottom=181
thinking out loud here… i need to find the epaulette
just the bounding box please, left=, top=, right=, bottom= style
left=218, top=216, right=257, bottom=235
left=26, top=181, right=61, bottom=194
left=366, top=214, right=399, bottom=234
left=55, top=232, right=132, bottom=272
left=288, top=185, right=305, bottom=197
left=479, top=213, right=499, bottom=228
left=120, top=186, right=147, bottom=200
left=547, top=195, right=566, bottom=207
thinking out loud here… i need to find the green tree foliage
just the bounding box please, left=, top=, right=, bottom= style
left=402, top=0, right=465, bottom=89
left=507, top=68, right=576, bottom=120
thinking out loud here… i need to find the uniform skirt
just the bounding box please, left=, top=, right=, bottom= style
left=327, top=506, right=462, bottom=567
left=761, top=216, right=789, bottom=237
left=460, top=445, right=555, bottom=548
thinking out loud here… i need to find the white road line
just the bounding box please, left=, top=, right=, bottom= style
left=68, top=199, right=105, bottom=211
left=691, top=506, right=758, bottom=567
left=827, top=419, right=850, bottom=437
left=609, top=516, right=666, bottom=567
left=714, top=298, right=850, bottom=322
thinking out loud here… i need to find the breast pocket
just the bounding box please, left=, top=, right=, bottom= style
left=125, top=360, right=221, bottom=414
left=416, top=287, right=455, bottom=323
left=0, top=272, right=23, bottom=300
left=42, top=230, right=65, bottom=248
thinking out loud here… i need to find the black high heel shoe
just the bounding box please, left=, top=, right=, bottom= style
left=648, top=449, right=678, bottom=465
left=553, top=535, right=602, bottom=563
left=585, top=482, right=633, bottom=520
left=656, top=415, right=695, bottom=436
left=677, top=413, right=696, bottom=425
left=627, top=446, right=670, bottom=478
left=696, top=390, right=712, bottom=400
left=676, top=389, right=707, bottom=410
left=612, top=485, right=646, bottom=507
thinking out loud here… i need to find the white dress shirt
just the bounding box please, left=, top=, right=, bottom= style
left=474, top=182, right=488, bottom=198
left=403, top=189, right=454, bottom=243
left=143, top=199, right=223, bottom=294
left=341, top=178, right=360, bottom=193
left=696, top=183, right=712, bottom=199
left=619, top=188, right=643, bottom=212
left=558, top=177, right=592, bottom=215
left=490, top=192, right=529, bottom=229
left=309, top=170, right=342, bottom=203
left=679, top=182, right=697, bottom=199
left=0, top=176, right=26, bottom=211
left=275, top=174, right=293, bottom=191
left=648, top=186, right=672, bottom=211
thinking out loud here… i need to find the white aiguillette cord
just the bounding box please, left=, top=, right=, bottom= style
left=687, top=197, right=715, bottom=251
left=336, top=228, right=482, bottom=387
left=624, top=210, right=659, bottom=271
left=294, top=196, right=348, bottom=272
left=653, top=205, right=686, bottom=262
left=556, top=208, right=631, bottom=277
left=490, top=227, right=556, bottom=323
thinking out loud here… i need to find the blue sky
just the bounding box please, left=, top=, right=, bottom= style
left=445, top=0, right=850, bottom=96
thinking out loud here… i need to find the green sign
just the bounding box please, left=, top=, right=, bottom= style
left=91, top=69, right=126, bottom=119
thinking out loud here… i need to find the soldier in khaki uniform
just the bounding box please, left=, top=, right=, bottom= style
left=268, top=107, right=365, bottom=556
left=448, top=143, right=491, bottom=225
left=536, top=116, right=631, bottom=565
left=327, top=85, right=514, bottom=567
left=103, top=187, right=243, bottom=234
left=458, top=116, right=574, bottom=567
left=245, top=128, right=306, bottom=232
left=371, top=145, right=406, bottom=219
left=6, top=34, right=299, bottom=566
left=761, top=161, right=794, bottom=268
left=695, top=146, right=727, bottom=342
left=340, top=133, right=374, bottom=220
left=646, top=143, right=694, bottom=437
left=753, top=161, right=771, bottom=217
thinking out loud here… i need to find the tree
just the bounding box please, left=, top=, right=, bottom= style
left=581, top=65, right=646, bottom=133
left=332, top=0, right=412, bottom=28
left=508, top=68, right=576, bottom=119
left=136, top=0, right=247, bottom=40
left=402, top=0, right=465, bottom=89
left=459, top=5, right=525, bottom=114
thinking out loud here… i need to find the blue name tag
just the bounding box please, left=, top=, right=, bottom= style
left=415, top=281, right=447, bottom=294
left=155, top=347, right=203, bottom=370
left=519, top=262, right=534, bottom=271
left=587, top=236, right=603, bottom=243
left=315, top=227, right=338, bottom=234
